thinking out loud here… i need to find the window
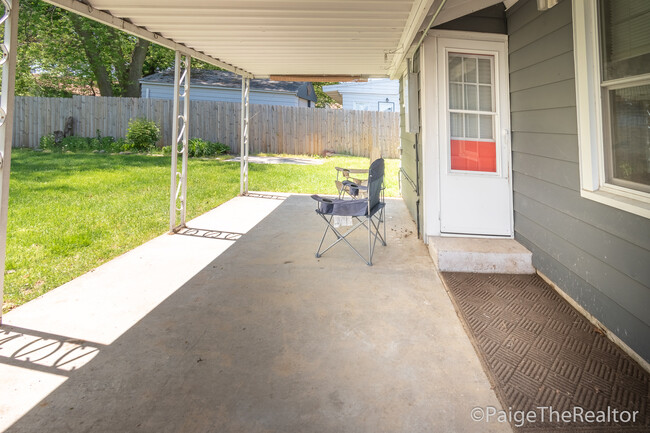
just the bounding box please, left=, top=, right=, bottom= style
left=447, top=53, right=497, bottom=173
left=573, top=1, right=650, bottom=218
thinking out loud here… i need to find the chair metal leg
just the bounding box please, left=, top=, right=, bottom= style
left=315, top=215, right=333, bottom=257
left=381, top=208, right=386, bottom=246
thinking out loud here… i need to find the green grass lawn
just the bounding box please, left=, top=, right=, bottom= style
left=3, top=150, right=399, bottom=312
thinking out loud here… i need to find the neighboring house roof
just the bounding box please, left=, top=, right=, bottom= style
left=140, top=69, right=317, bottom=103
left=322, top=79, right=399, bottom=104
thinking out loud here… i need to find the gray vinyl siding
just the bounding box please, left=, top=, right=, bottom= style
left=507, top=0, right=650, bottom=362
left=399, top=50, right=423, bottom=237
left=141, top=83, right=302, bottom=107
left=433, top=3, right=506, bottom=34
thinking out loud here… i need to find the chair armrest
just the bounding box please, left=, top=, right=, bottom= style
left=311, top=195, right=368, bottom=216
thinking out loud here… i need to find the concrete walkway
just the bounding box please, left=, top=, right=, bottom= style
left=0, top=195, right=510, bottom=433
left=227, top=156, right=324, bottom=165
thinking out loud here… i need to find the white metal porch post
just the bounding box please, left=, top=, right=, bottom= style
left=0, top=0, right=19, bottom=323
left=169, top=51, right=191, bottom=232
left=240, top=77, right=250, bottom=195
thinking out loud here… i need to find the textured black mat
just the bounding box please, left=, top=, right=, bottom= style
left=441, top=272, right=649, bottom=432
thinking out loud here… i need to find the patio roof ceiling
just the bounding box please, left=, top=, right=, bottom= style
left=44, top=0, right=505, bottom=79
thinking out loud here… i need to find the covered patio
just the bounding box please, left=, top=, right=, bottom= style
left=0, top=194, right=508, bottom=432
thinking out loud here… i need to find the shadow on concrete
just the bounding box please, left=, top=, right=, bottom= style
left=174, top=227, right=244, bottom=241
left=3, top=196, right=508, bottom=433
left=0, top=325, right=105, bottom=378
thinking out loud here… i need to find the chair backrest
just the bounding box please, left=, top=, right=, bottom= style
left=367, top=158, right=384, bottom=212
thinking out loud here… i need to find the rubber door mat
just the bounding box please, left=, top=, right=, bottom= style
left=440, top=272, right=649, bottom=432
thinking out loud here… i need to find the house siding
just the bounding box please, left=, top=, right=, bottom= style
left=508, top=0, right=650, bottom=362
left=141, top=83, right=302, bottom=107
left=342, top=93, right=399, bottom=112
left=324, top=80, right=400, bottom=112
left=434, top=3, right=506, bottom=34
left=399, top=50, right=423, bottom=237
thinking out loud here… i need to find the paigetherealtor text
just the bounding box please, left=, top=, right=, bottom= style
left=470, top=405, right=639, bottom=428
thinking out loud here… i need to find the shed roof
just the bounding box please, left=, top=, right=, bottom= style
left=140, top=69, right=318, bottom=102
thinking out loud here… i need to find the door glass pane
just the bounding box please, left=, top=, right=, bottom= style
left=480, top=115, right=494, bottom=140
left=478, top=58, right=492, bottom=84
left=448, top=53, right=497, bottom=173
left=463, top=57, right=477, bottom=83
left=450, top=113, right=464, bottom=137
left=465, top=114, right=478, bottom=138
left=449, top=56, right=463, bottom=82
left=449, top=83, right=463, bottom=110
left=479, top=85, right=493, bottom=111
left=464, top=84, right=477, bottom=110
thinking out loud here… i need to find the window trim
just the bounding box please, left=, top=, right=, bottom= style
left=572, top=1, right=650, bottom=219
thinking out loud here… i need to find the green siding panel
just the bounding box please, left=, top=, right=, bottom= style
left=511, top=131, right=579, bottom=163
left=509, top=0, right=650, bottom=362
left=509, top=24, right=573, bottom=73
left=510, top=79, right=576, bottom=112
left=513, top=172, right=650, bottom=250
left=516, top=233, right=650, bottom=362
left=509, top=51, right=576, bottom=92
left=514, top=192, right=650, bottom=286
left=508, top=0, right=572, bottom=51
left=511, top=107, right=578, bottom=135
left=515, top=213, right=650, bottom=327
left=512, top=152, right=580, bottom=190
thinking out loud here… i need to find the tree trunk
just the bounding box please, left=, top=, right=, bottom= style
left=123, top=38, right=150, bottom=97
left=70, top=16, right=114, bottom=96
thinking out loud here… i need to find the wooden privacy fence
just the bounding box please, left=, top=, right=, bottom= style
left=13, top=95, right=400, bottom=158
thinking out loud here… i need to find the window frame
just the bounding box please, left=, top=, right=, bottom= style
left=573, top=1, right=650, bottom=219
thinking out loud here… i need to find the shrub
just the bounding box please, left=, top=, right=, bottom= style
left=38, top=132, right=127, bottom=153
left=163, top=139, right=229, bottom=158
left=39, top=133, right=57, bottom=151
left=60, top=136, right=91, bottom=152
left=212, top=142, right=230, bottom=155
left=125, top=118, right=160, bottom=152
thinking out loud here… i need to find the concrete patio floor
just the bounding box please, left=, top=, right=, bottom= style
left=0, top=194, right=510, bottom=433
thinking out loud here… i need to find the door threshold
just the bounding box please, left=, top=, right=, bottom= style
left=440, top=232, right=514, bottom=240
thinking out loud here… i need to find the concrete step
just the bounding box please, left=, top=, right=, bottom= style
left=427, top=236, right=535, bottom=274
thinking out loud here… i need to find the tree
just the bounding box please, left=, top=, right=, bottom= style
left=312, top=82, right=339, bottom=108
left=15, top=0, right=178, bottom=97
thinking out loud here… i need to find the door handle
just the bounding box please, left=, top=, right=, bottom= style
left=502, top=129, right=510, bottom=177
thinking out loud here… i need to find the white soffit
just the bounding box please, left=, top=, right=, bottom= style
left=55, top=0, right=418, bottom=78
left=44, top=0, right=501, bottom=79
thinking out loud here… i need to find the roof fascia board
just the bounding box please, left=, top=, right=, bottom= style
left=389, top=0, right=438, bottom=77
left=43, top=0, right=254, bottom=78
left=141, top=81, right=297, bottom=96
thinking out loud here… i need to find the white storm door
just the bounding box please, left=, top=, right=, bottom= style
left=438, top=37, right=512, bottom=236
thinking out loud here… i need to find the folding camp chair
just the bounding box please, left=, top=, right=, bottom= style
left=311, top=158, right=386, bottom=265
left=334, top=166, right=368, bottom=199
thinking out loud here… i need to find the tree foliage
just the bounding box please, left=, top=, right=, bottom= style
left=312, top=82, right=339, bottom=108
left=15, top=0, right=220, bottom=97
